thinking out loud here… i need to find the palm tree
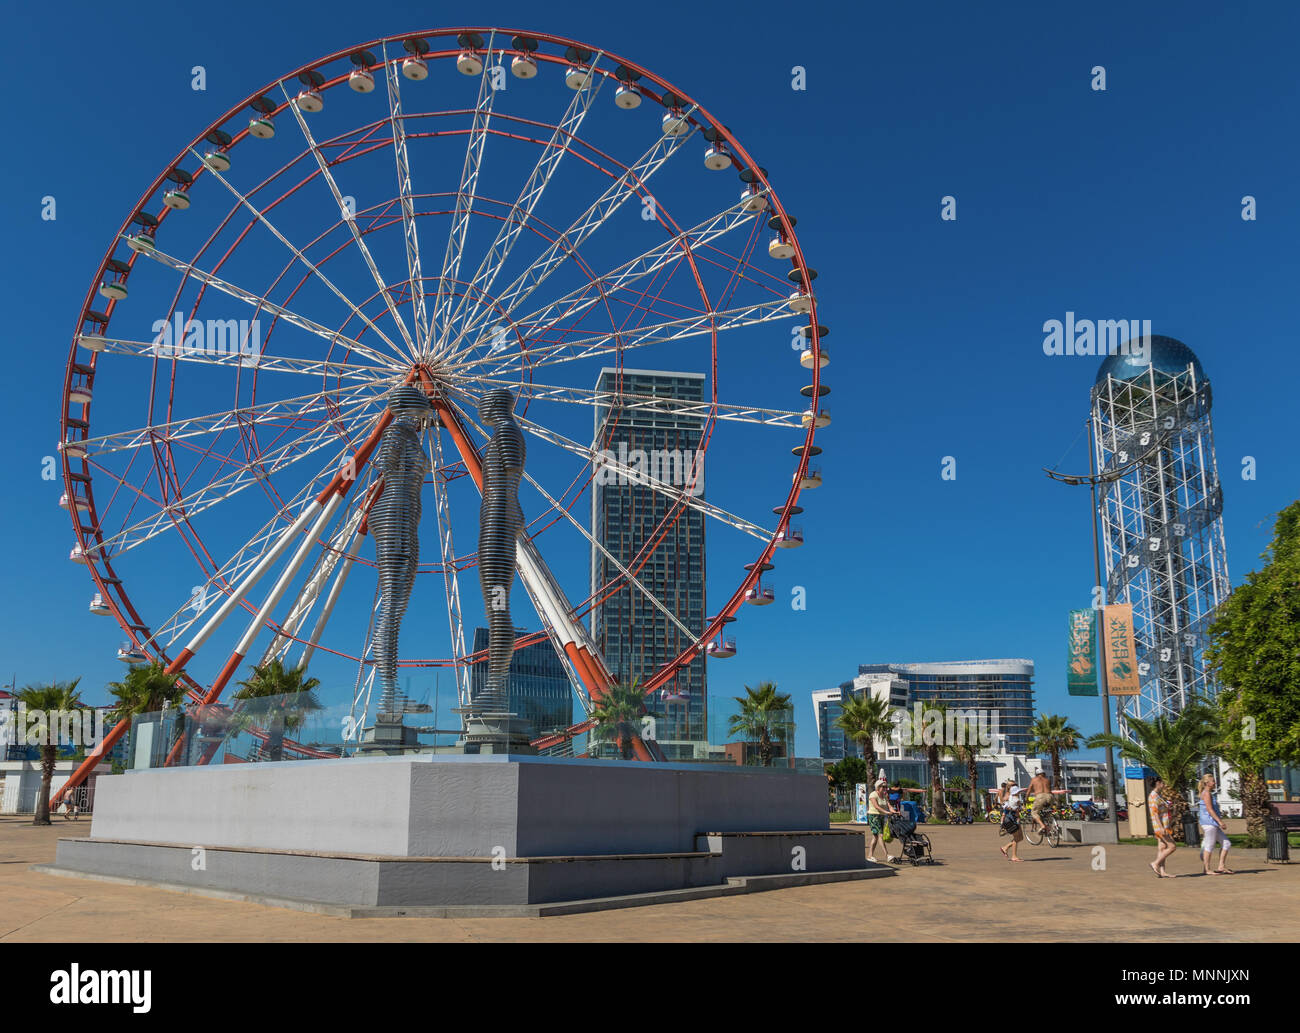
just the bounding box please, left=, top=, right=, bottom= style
left=1088, top=702, right=1218, bottom=828
left=15, top=680, right=83, bottom=825
left=917, top=701, right=951, bottom=820
left=590, top=681, right=648, bottom=760
left=105, top=661, right=187, bottom=725
left=727, top=682, right=793, bottom=767
left=833, top=693, right=895, bottom=776
left=233, top=659, right=323, bottom=762
left=1029, top=714, right=1083, bottom=789
left=949, top=739, right=985, bottom=816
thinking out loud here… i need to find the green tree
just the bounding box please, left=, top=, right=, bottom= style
left=1029, top=714, right=1082, bottom=789
left=828, top=756, right=871, bottom=796
left=727, top=682, right=793, bottom=767
left=590, top=681, right=648, bottom=760
left=15, top=679, right=83, bottom=825
left=105, top=661, right=187, bottom=725
left=1212, top=694, right=1278, bottom=846
left=1205, top=500, right=1300, bottom=844
left=833, top=693, right=895, bottom=777
left=1087, top=703, right=1218, bottom=827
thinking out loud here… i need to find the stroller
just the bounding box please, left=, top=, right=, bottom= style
left=887, top=813, right=934, bottom=866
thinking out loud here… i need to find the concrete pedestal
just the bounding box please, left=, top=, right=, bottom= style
left=44, top=755, right=881, bottom=913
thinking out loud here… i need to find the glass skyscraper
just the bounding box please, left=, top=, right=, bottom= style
left=469, top=627, right=573, bottom=738
left=857, top=660, right=1036, bottom=756
left=591, top=368, right=707, bottom=758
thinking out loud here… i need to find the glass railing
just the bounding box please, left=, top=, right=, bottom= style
left=126, top=692, right=344, bottom=769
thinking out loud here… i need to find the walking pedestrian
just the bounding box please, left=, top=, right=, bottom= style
left=1148, top=777, right=1179, bottom=878
left=1197, top=773, right=1233, bottom=875
left=865, top=777, right=899, bottom=863
left=999, top=783, right=1025, bottom=862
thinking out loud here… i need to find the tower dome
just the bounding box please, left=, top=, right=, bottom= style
left=1094, top=334, right=1206, bottom=387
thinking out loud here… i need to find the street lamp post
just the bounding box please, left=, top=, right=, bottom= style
left=1044, top=417, right=1130, bottom=840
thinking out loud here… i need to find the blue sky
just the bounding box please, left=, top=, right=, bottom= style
left=2, top=0, right=1298, bottom=759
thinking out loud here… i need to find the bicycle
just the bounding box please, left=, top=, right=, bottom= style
left=1021, top=795, right=1062, bottom=847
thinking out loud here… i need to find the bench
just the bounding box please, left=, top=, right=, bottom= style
left=1269, top=801, right=1300, bottom=831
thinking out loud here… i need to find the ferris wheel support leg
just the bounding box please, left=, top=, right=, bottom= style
left=300, top=531, right=363, bottom=670
left=153, top=403, right=407, bottom=773
left=167, top=494, right=344, bottom=768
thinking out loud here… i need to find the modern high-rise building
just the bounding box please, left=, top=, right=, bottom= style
left=591, top=368, right=707, bottom=758
left=469, top=627, right=573, bottom=738
left=857, top=659, right=1036, bottom=756
left=813, top=674, right=909, bottom=760
left=812, top=683, right=855, bottom=760
left=1091, top=336, right=1230, bottom=722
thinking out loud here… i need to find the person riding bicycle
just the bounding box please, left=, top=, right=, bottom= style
left=1027, top=769, right=1053, bottom=835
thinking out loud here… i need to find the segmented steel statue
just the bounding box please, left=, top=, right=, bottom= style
left=476, top=388, right=526, bottom=712
left=370, top=387, right=433, bottom=713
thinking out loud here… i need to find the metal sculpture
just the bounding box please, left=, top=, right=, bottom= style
left=370, top=386, right=434, bottom=713
left=475, top=388, right=526, bottom=713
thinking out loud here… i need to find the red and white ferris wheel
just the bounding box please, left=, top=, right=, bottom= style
left=57, top=27, right=827, bottom=777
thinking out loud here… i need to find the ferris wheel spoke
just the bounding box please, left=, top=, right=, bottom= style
left=76, top=382, right=390, bottom=460
left=518, top=457, right=698, bottom=644
left=505, top=411, right=773, bottom=543
left=152, top=456, right=372, bottom=654
left=89, top=392, right=376, bottom=553
left=448, top=394, right=697, bottom=643
left=439, top=105, right=700, bottom=360
left=277, top=83, right=419, bottom=359
left=127, top=239, right=403, bottom=372
left=464, top=298, right=796, bottom=381
left=79, top=333, right=392, bottom=383
left=442, top=51, right=607, bottom=348
left=446, top=197, right=757, bottom=372
left=149, top=483, right=323, bottom=649
left=469, top=375, right=808, bottom=429
left=93, top=395, right=381, bottom=559
left=427, top=29, right=500, bottom=354
left=382, top=44, right=431, bottom=350
left=183, top=149, right=411, bottom=364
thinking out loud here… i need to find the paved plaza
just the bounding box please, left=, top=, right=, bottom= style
left=2, top=816, right=1296, bottom=942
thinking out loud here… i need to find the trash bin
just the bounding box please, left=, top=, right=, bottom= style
left=1266, top=816, right=1291, bottom=863
left=1182, top=811, right=1201, bottom=847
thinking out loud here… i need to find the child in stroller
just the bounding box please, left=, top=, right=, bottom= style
left=887, top=813, right=934, bottom=865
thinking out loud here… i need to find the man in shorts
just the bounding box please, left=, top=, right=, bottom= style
left=1028, top=768, right=1053, bottom=835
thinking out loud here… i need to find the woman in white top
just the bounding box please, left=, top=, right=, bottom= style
left=865, top=778, right=900, bottom=863
left=999, top=784, right=1026, bottom=862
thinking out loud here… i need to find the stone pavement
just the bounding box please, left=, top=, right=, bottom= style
left=2, top=816, right=1296, bottom=941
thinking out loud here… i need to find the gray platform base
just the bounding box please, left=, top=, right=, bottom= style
left=35, top=860, right=892, bottom=918
left=1060, top=821, right=1120, bottom=844
left=51, top=829, right=869, bottom=908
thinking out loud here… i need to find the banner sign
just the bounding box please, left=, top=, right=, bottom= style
left=854, top=783, right=869, bottom=823
left=1102, top=603, right=1141, bottom=696
left=1067, top=609, right=1099, bottom=696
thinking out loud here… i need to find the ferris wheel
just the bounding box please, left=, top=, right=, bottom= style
left=57, top=28, right=828, bottom=778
